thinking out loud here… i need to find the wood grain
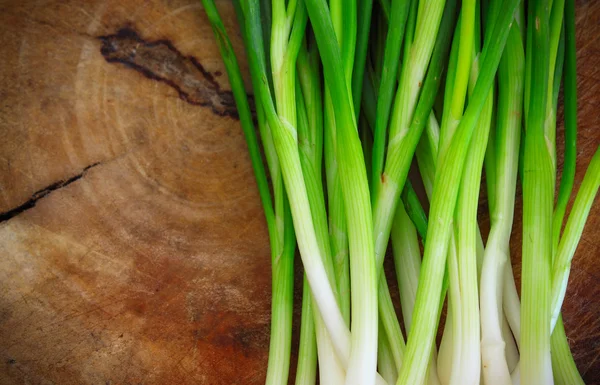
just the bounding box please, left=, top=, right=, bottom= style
left=0, top=0, right=598, bottom=384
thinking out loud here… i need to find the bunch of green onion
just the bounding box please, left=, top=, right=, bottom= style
left=201, top=0, right=600, bottom=383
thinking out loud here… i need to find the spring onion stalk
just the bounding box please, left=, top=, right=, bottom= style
left=498, top=2, right=524, bottom=353
left=329, top=0, right=410, bottom=377
left=401, top=181, right=429, bottom=241
left=553, top=0, right=577, bottom=250
left=392, top=203, right=421, bottom=332
left=370, top=0, right=457, bottom=347
left=503, top=259, right=521, bottom=346
left=382, top=4, right=457, bottom=373
left=369, top=0, right=459, bottom=373
left=550, top=148, right=600, bottom=327
left=372, top=0, right=447, bottom=273
left=359, top=109, right=405, bottom=382
left=295, top=275, right=317, bottom=385
left=352, top=0, right=375, bottom=117
left=520, top=0, right=553, bottom=383
left=305, top=0, right=381, bottom=383
left=240, top=0, right=358, bottom=368
left=396, top=0, right=520, bottom=382
left=358, top=53, right=429, bottom=243
left=359, top=76, right=406, bottom=372
left=371, top=0, right=411, bottom=192
left=426, top=3, right=487, bottom=383
left=413, top=107, right=466, bottom=385
left=358, top=29, right=408, bottom=377
left=479, top=21, right=524, bottom=385
left=360, top=36, right=440, bottom=375
left=414, top=111, right=456, bottom=385
left=378, top=276, right=407, bottom=372
left=416, top=23, right=491, bottom=382
left=551, top=315, right=585, bottom=385
left=390, top=200, right=442, bottom=385
left=549, top=2, right=584, bottom=382
left=451, top=42, right=492, bottom=385
left=378, top=321, right=398, bottom=385
left=437, top=3, right=475, bottom=162
left=323, top=4, right=390, bottom=383
left=417, top=113, right=439, bottom=198
left=325, top=92, right=351, bottom=331
left=544, top=0, right=567, bottom=196
left=296, top=39, right=348, bottom=385
left=202, top=1, right=597, bottom=383
left=201, top=2, right=298, bottom=384
left=325, top=0, right=356, bottom=329
left=502, top=315, right=520, bottom=372
left=434, top=12, right=469, bottom=383
left=265, top=216, right=296, bottom=385
left=512, top=0, right=568, bottom=377
left=296, top=9, right=348, bottom=385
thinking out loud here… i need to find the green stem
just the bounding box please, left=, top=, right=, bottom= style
left=266, top=218, right=296, bottom=385
left=244, top=0, right=351, bottom=361
left=544, top=0, right=567, bottom=196
left=480, top=22, right=524, bottom=385
left=378, top=329, right=398, bottom=385
left=305, top=0, right=380, bottom=383
left=359, top=58, right=429, bottom=242
left=521, top=1, right=553, bottom=383
left=296, top=45, right=346, bottom=384
left=551, top=148, right=600, bottom=328
left=372, top=0, right=457, bottom=274
left=391, top=202, right=421, bottom=333
left=451, top=45, right=492, bottom=385
left=551, top=316, right=585, bottom=385
left=437, top=0, right=476, bottom=161
left=396, top=1, right=520, bottom=382
left=352, top=0, right=375, bottom=116
left=401, top=181, right=428, bottom=241
left=371, top=0, right=411, bottom=192
left=370, top=4, right=458, bottom=377
left=295, top=275, right=317, bottom=385
left=548, top=3, right=581, bottom=381
left=327, top=0, right=357, bottom=329
left=553, top=0, right=577, bottom=254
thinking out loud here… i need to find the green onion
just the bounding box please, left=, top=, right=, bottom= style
left=551, top=148, right=600, bottom=327
left=397, top=0, right=520, bottom=382
left=551, top=315, right=585, bottom=385
left=305, top=0, right=380, bottom=383
left=243, top=0, right=351, bottom=362
left=479, top=21, right=524, bottom=385
left=200, top=1, right=598, bottom=383
left=520, top=0, right=553, bottom=382
left=371, top=0, right=411, bottom=193
left=549, top=2, right=585, bottom=383
left=295, top=275, right=317, bottom=385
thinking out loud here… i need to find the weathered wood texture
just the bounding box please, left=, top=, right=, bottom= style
left=0, top=0, right=598, bottom=384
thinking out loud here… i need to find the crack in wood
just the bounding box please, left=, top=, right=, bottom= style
left=0, top=162, right=100, bottom=223
left=98, top=27, right=248, bottom=119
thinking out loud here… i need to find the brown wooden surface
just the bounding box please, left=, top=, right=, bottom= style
left=0, top=1, right=598, bottom=384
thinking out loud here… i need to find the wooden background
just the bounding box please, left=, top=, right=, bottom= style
left=0, top=0, right=598, bottom=384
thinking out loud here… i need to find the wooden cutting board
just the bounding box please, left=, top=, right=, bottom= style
left=0, top=1, right=598, bottom=384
